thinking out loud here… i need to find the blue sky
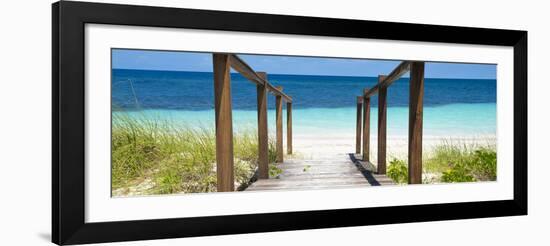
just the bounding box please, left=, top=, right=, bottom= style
left=112, top=49, right=496, bottom=79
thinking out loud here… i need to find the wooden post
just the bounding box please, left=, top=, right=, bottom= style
left=275, top=86, right=284, bottom=163
left=378, top=75, right=388, bottom=174
left=286, top=102, right=293, bottom=155
left=256, top=72, right=269, bottom=179
left=213, top=53, right=234, bottom=191
left=356, top=96, right=362, bottom=154
left=362, top=94, right=370, bottom=162
left=408, top=62, right=425, bottom=184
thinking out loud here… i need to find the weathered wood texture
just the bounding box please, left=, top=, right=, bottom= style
left=377, top=75, right=388, bottom=174
left=362, top=96, right=370, bottom=162
left=275, top=86, right=284, bottom=163
left=228, top=54, right=292, bottom=102
left=356, top=96, right=362, bottom=154
left=408, top=62, right=425, bottom=184
left=287, top=102, right=293, bottom=155
left=364, top=61, right=411, bottom=98
left=256, top=72, right=269, bottom=179
left=245, top=154, right=394, bottom=191
left=213, top=54, right=234, bottom=191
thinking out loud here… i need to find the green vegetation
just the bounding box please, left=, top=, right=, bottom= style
left=269, top=164, right=283, bottom=178
left=112, top=113, right=277, bottom=196
left=387, top=159, right=408, bottom=184
left=386, top=140, right=497, bottom=184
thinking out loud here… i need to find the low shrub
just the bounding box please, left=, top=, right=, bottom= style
left=441, top=163, right=475, bottom=182
left=425, top=140, right=496, bottom=183
left=469, top=148, right=497, bottom=181
left=386, top=140, right=496, bottom=184
left=387, top=159, right=408, bottom=184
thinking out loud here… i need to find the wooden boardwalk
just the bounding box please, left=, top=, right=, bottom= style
left=208, top=54, right=425, bottom=190
left=245, top=154, right=394, bottom=191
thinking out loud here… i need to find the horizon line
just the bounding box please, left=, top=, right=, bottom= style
left=112, top=68, right=497, bottom=80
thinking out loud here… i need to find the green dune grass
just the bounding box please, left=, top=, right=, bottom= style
left=111, top=113, right=278, bottom=196
left=387, top=139, right=497, bottom=184
left=112, top=112, right=497, bottom=195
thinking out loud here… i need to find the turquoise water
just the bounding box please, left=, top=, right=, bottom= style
left=112, top=69, right=496, bottom=137
left=114, top=103, right=496, bottom=137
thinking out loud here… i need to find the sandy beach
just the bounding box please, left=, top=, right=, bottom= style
left=290, top=133, right=496, bottom=162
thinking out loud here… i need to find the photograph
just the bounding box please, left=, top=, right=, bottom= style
left=111, top=49, right=497, bottom=197
left=0, top=0, right=540, bottom=245
left=43, top=1, right=531, bottom=245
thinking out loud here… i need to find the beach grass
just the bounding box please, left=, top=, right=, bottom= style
left=387, top=139, right=497, bottom=184
left=111, top=113, right=277, bottom=196
left=112, top=111, right=497, bottom=194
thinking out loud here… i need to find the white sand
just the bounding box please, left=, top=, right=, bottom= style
left=289, top=133, right=496, bottom=162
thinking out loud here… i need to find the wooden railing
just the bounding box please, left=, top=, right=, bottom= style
left=213, top=53, right=293, bottom=191
left=356, top=61, right=425, bottom=184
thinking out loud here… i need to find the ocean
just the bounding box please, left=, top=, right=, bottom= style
left=112, top=69, right=496, bottom=137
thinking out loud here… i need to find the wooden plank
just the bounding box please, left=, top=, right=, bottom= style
left=254, top=177, right=374, bottom=184
left=250, top=179, right=396, bottom=187
left=248, top=184, right=394, bottom=191
left=282, top=170, right=369, bottom=175
left=266, top=83, right=292, bottom=102
left=278, top=173, right=367, bottom=178
left=246, top=185, right=371, bottom=191
left=245, top=151, right=396, bottom=191
left=245, top=158, right=396, bottom=191
left=251, top=181, right=371, bottom=188
left=356, top=96, right=362, bottom=154
left=279, top=166, right=366, bottom=170
left=277, top=163, right=362, bottom=168
left=228, top=54, right=292, bottom=102
left=275, top=86, right=284, bottom=163
left=228, top=54, right=261, bottom=84
left=258, top=174, right=394, bottom=183
left=364, top=61, right=411, bottom=98
left=377, top=75, right=388, bottom=174
left=287, top=102, right=293, bottom=155
left=247, top=180, right=394, bottom=190
left=213, top=54, right=234, bottom=192
left=280, top=167, right=366, bottom=172
left=362, top=96, right=370, bottom=162
left=408, top=62, right=425, bottom=184
left=256, top=72, right=269, bottom=179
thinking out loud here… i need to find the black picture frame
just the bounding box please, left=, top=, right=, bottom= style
left=52, top=1, right=527, bottom=245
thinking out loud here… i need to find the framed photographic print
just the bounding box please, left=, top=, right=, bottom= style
left=52, top=1, right=527, bottom=245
